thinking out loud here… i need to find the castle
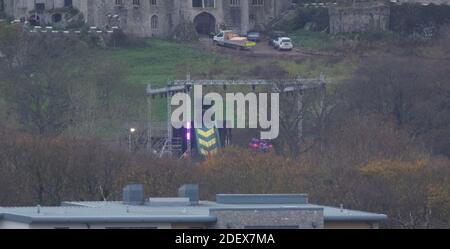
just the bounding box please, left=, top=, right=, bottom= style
left=0, top=0, right=293, bottom=36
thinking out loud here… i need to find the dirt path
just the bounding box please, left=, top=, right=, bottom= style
left=194, top=36, right=318, bottom=59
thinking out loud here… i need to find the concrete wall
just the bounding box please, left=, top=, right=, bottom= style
left=0, top=219, right=383, bottom=229
left=324, top=221, right=379, bottom=229
left=30, top=222, right=171, bottom=229
left=0, top=220, right=30, bottom=229
left=0, top=221, right=172, bottom=229
left=211, top=209, right=324, bottom=229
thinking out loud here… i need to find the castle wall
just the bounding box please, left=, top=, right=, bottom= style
left=248, top=0, right=278, bottom=31
left=179, top=0, right=226, bottom=31
left=329, top=1, right=390, bottom=34
left=2, top=0, right=293, bottom=37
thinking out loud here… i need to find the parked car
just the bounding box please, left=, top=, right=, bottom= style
left=213, top=30, right=256, bottom=50
left=273, top=37, right=294, bottom=51
left=247, top=31, right=261, bottom=42
left=267, top=30, right=287, bottom=46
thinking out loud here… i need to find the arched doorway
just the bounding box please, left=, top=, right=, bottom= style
left=193, top=12, right=216, bottom=35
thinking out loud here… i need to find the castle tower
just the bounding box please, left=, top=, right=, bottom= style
left=240, top=0, right=249, bottom=34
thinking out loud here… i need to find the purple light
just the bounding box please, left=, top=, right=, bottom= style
left=186, top=122, right=191, bottom=141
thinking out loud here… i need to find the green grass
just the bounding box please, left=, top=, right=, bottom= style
left=289, top=30, right=337, bottom=52
left=104, top=39, right=235, bottom=86
left=97, top=38, right=355, bottom=122
left=99, top=39, right=241, bottom=121
left=1, top=37, right=356, bottom=138
left=104, top=38, right=353, bottom=84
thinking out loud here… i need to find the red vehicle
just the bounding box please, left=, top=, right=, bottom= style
left=249, top=138, right=273, bottom=153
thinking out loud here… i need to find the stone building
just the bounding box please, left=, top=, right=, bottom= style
left=0, top=0, right=293, bottom=36
left=328, top=0, right=450, bottom=35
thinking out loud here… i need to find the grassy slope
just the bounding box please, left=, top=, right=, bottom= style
left=289, top=30, right=337, bottom=52
left=107, top=39, right=230, bottom=86
left=0, top=37, right=355, bottom=138
left=105, top=38, right=353, bottom=85
left=94, top=39, right=355, bottom=129
left=22, top=38, right=351, bottom=138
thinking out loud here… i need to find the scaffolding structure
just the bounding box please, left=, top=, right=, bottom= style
left=146, top=74, right=327, bottom=158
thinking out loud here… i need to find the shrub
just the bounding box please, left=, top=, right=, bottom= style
left=390, top=3, right=450, bottom=36
left=171, top=20, right=199, bottom=42
left=106, top=29, right=148, bottom=48
left=274, top=7, right=329, bottom=33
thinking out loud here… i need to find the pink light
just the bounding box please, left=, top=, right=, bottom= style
left=186, top=122, right=191, bottom=141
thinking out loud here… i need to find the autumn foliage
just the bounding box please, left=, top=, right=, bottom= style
left=1, top=124, right=449, bottom=228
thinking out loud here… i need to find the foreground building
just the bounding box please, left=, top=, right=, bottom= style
left=0, top=184, right=386, bottom=229
left=0, top=0, right=293, bottom=36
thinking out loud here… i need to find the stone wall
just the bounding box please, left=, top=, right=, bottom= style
left=77, top=0, right=291, bottom=36
left=210, top=208, right=324, bottom=229
left=329, top=0, right=390, bottom=34
left=2, top=0, right=293, bottom=37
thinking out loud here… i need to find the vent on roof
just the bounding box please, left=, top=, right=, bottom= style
left=148, top=198, right=191, bottom=206
left=123, top=184, right=144, bottom=205
left=178, top=184, right=199, bottom=205
left=216, top=194, right=309, bottom=205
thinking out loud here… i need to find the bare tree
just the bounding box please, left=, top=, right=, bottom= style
left=338, top=55, right=450, bottom=156
left=0, top=24, right=126, bottom=136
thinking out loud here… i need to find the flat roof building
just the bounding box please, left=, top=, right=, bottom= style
left=0, top=184, right=387, bottom=229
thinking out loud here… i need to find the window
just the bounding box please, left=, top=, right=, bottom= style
left=150, top=0, right=157, bottom=5
left=115, top=0, right=123, bottom=6
left=192, top=0, right=202, bottom=8
left=204, top=0, right=215, bottom=8
left=251, top=0, right=264, bottom=6
left=0, top=0, right=4, bottom=11
left=133, top=0, right=140, bottom=6
left=192, top=0, right=215, bottom=8
left=64, top=0, right=73, bottom=8
left=230, top=0, right=240, bottom=7
left=151, top=15, right=158, bottom=29
left=35, top=3, right=45, bottom=11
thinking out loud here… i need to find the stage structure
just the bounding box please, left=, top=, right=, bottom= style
left=146, top=74, right=327, bottom=158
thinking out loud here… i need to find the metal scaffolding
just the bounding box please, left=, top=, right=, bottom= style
left=146, top=74, right=327, bottom=158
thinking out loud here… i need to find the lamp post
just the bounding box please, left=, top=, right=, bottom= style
left=186, top=122, right=192, bottom=158
left=129, top=128, right=136, bottom=152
